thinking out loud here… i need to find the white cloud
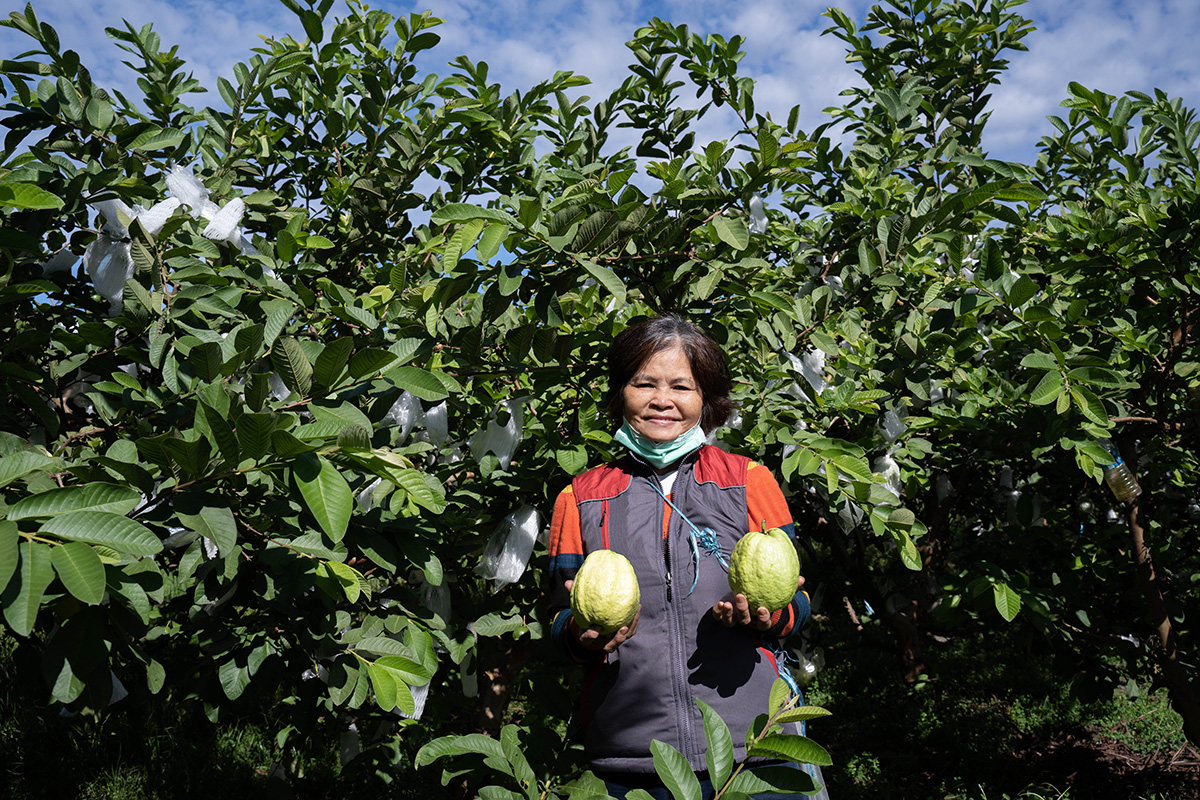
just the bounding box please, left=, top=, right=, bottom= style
left=0, top=0, right=301, bottom=109
left=986, top=0, right=1200, bottom=160
left=3, top=0, right=1197, bottom=169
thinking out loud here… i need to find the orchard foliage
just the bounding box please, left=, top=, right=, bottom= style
left=0, top=0, right=1197, bottom=793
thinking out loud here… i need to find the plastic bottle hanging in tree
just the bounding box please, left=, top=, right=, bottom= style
left=1102, top=449, right=1141, bottom=505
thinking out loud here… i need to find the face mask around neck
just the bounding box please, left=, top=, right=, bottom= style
left=614, top=420, right=707, bottom=469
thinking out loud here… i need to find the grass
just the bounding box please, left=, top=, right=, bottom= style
left=798, top=627, right=1195, bottom=800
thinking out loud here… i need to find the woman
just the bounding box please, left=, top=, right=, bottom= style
left=547, top=315, right=818, bottom=799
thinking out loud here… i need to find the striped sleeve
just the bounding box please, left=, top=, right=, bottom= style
left=547, top=486, right=603, bottom=663
left=746, top=462, right=810, bottom=639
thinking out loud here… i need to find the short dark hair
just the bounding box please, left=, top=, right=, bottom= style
left=605, top=315, right=736, bottom=434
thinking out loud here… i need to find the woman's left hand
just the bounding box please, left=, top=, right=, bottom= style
left=712, top=593, right=773, bottom=630
left=712, top=576, right=805, bottom=630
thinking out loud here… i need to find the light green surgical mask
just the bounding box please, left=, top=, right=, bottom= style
left=614, top=420, right=707, bottom=469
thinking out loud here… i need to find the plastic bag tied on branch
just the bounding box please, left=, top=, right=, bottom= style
left=469, top=397, right=530, bottom=471
left=477, top=504, right=544, bottom=593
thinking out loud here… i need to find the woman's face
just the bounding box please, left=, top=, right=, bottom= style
left=621, top=344, right=704, bottom=443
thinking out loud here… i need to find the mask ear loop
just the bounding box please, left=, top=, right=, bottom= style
left=647, top=480, right=728, bottom=597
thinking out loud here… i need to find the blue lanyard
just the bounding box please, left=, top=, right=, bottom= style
left=647, top=478, right=729, bottom=597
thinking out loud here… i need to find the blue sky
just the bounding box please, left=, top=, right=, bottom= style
left=4, top=0, right=1200, bottom=164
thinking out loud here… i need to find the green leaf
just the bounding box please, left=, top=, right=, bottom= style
left=415, top=733, right=505, bottom=768
left=498, top=261, right=523, bottom=296
left=5, top=483, right=140, bottom=521
left=1, top=541, right=54, bottom=636
left=1029, top=371, right=1064, bottom=406
left=109, top=573, right=151, bottom=626
left=748, top=732, right=833, bottom=766
left=768, top=678, right=792, bottom=716
left=830, top=453, right=873, bottom=483
left=237, top=412, right=277, bottom=461
left=368, top=660, right=415, bottom=715
left=1006, top=275, right=1039, bottom=308
left=430, top=203, right=519, bottom=227
left=993, top=183, right=1047, bottom=202
left=272, top=336, right=313, bottom=397
left=348, top=348, right=397, bottom=379
left=476, top=222, right=508, bottom=262
left=993, top=581, right=1021, bottom=621
left=41, top=511, right=162, bottom=556
left=1070, top=385, right=1109, bottom=425
left=319, top=559, right=362, bottom=603
left=273, top=429, right=317, bottom=457
left=177, top=506, right=238, bottom=557
left=1020, top=351, right=1058, bottom=371
left=146, top=659, right=166, bottom=694
left=775, top=706, right=834, bottom=724
left=898, top=531, right=921, bottom=571
left=292, top=454, right=352, bottom=542
left=50, top=542, right=106, bottom=605
left=189, top=341, right=224, bottom=382
left=711, top=215, right=750, bottom=250
left=500, top=725, right=537, bottom=800
left=287, top=532, right=348, bottom=560
left=130, top=127, right=187, bottom=151
left=650, top=739, right=702, bottom=800
left=0, top=521, right=17, bottom=591
left=697, top=699, right=734, bottom=790
left=556, top=446, right=588, bottom=475
left=471, top=611, right=526, bottom=637
left=0, top=182, right=64, bottom=210
left=1077, top=441, right=1115, bottom=466
left=0, top=451, right=61, bottom=489
left=386, top=365, right=450, bottom=401
left=218, top=658, right=251, bottom=700
left=1067, top=366, right=1135, bottom=389
left=314, top=337, right=354, bottom=390
left=781, top=448, right=822, bottom=479
left=305, top=234, right=335, bottom=249
left=200, top=401, right=241, bottom=464
left=162, top=436, right=211, bottom=477
left=384, top=466, right=446, bottom=513
left=727, top=764, right=819, bottom=796
left=306, top=401, right=373, bottom=438
left=337, top=424, right=371, bottom=450
left=578, top=259, right=627, bottom=306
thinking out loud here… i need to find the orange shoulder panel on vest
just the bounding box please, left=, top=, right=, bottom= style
left=692, top=446, right=749, bottom=488
left=572, top=460, right=633, bottom=502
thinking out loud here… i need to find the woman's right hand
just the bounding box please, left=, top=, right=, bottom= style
left=565, top=579, right=641, bottom=653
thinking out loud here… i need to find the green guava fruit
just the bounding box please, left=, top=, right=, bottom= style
left=727, top=527, right=799, bottom=612
left=570, top=550, right=640, bottom=634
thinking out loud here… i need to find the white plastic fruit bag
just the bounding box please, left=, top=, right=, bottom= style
left=469, top=396, right=530, bottom=470
left=383, top=391, right=424, bottom=443
left=476, top=504, right=543, bottom=592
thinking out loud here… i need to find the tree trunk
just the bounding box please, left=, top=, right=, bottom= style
left=1120, top=438, right=1200, bottom=746
left=822, top=520, right=926, bottom=682
left=474, top=635, right=530, bottom=736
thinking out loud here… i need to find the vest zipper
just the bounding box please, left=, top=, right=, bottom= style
left=654, top=472, right=673, bottom=602
left=663, top=536, right=672, bottom=602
